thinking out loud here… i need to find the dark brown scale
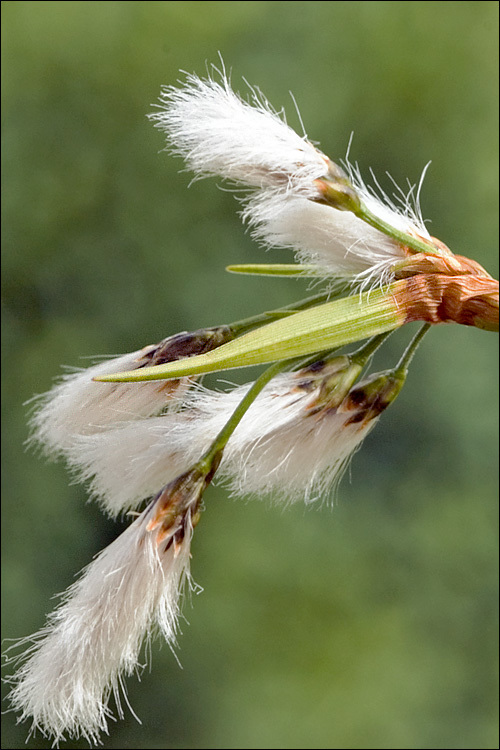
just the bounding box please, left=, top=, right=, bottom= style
left=173, top=524, right=186, bottom=545
left=163, top=536, right=174, bottom=554
left=344, top=398, right=385, bottom=425
left=342, top=372, right=403, bottom=426
left=344, top=387, right=366, bottom=408
left=161, top=507, right=195, bottom=553
left=142, top=326, right=233, bottom=367
left=302, top=360, right=326, bottom=374
left=344, top=411, right=366, bottom=425
left=295, top=378, right=317, bottom=393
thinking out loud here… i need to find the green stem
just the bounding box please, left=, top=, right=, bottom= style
left=317, top=175, right=441, bottom=257
left=395, top=323, right=431, bottom=376
left=356, top=202, right=440, bottom=257
left=349, top=330, right=394, bottom=367
left=198, top=358, right=298, bottom=470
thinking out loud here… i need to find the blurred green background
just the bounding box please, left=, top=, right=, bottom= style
left=2, top=2, right=498, bottom=748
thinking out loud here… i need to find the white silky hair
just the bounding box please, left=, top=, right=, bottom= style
left=242, top=189, right=407, bottom=285
left=220, top=374, right=377, bottom=503
left=6, top=497, right=196, bottom=745
left=150, top=65, right=432, bottom=287
left=28, top=346, right=187, bottom=459
left=7, top=373, right=380, bottom=745
left=188, top=373, right=378, bottom=503
left=226, top=404, right=376, bottom=504
left=65, top=371, right=377, bottom=516
left=150, top=67, right=330, bottom=192
left=65, top=416, right=206, bottom=517
left=62, top=387, right=239, bottom=516
left=7, top=372, right=377, bottom=746
left=344, top=158, right=432, bottom=243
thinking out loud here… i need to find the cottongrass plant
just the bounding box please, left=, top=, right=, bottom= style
left=5, top=63, right=498, bottom=745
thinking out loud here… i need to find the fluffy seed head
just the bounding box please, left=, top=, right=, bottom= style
left=64, top=415, right=207, bottom=516
left=220, top=364, right=405, bottom=502
left=62, top=358, right=405, bottom=513
left=150, top=66, right=330, bottom=192
left=151, top=65, right=433, bottom=287
left=29, top=328, right=231, bottom=459
left=242, top=189, right=407, bottom=285
left=6, top=470, right=207, bottom=745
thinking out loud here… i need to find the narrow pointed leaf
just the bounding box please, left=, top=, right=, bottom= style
left=95, top=284, right=406, bottom=383
left=226, top=263, right=322, bottom=277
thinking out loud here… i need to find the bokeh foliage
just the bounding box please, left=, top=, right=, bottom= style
left=2, top=2, right=498, bottom=748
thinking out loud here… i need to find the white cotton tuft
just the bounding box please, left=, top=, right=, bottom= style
left=113, top=372, right=377, bottom=505
left=65, top=416, right=206, bottom=516
left=242, top=189, right=407, bottom=285
left=226, top=399, right=376, bottom=504
left=150, top=65, right=434, bottom=287
left=6, top=499, right=195, bottom=745
left=62, top=383, right=239, bottom=516
left=28, top=346, right=186, bottom=459
left=150, top=68, right=330, bottom=192
left=29, top=327, right=233, bottom=461
left=65, top=372, right=380, bottom=510
left=216, top=372, right=377, bottom=503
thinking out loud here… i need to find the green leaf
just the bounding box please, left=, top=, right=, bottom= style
left=226, top=263, right=322, bottom=277
left=95, top=285, right=405, bottom=382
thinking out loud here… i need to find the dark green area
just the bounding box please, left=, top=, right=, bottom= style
left=2, top=2, right=498, bottom=748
